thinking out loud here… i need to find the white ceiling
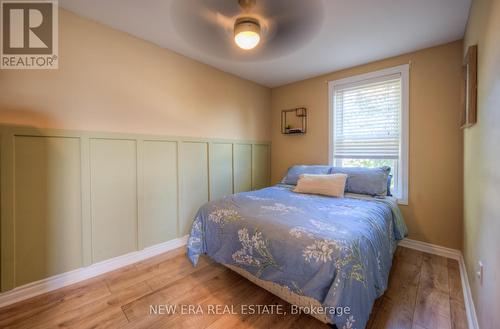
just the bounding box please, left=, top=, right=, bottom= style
left=59, top=0, right=471, bottom=87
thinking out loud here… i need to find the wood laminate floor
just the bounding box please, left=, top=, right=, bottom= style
left=0, top=246, right=468, bottom=329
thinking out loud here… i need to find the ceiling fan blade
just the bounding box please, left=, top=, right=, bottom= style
left=199, top=9, right=234, bottom=31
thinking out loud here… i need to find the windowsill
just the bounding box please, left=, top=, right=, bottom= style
left=397, top=198, right=408, bottom=206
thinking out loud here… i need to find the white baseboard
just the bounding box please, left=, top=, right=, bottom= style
left=0, top=235, right=188, bottom=309
left=399, top=238, right=462, bottom=260
left=399, top=238, right=479, bottom=329
left=458, top=252, right=480, bottom=329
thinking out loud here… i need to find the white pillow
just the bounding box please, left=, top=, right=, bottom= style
left=294, top=174, right=348, bottom=198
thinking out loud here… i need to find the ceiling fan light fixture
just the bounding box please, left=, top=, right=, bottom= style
left=234, top=18, right=261, bottom=50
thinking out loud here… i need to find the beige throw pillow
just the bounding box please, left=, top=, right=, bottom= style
left=294, top=174, right=348, bottom=198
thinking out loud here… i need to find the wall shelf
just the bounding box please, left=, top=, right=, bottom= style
left=281, top=107, right=307, bottom=135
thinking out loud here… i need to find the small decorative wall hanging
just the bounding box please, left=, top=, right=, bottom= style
left=461, top=45, right=477, bottom=128
left=281, top=107, right=307, bottom=134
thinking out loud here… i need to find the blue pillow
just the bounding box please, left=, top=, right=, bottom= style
left=329, top=166, right=391, bottom=196
left=282, top=165, right=331, bottom=185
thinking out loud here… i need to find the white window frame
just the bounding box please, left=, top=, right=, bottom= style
left=328, top=64, right=409, bottom=205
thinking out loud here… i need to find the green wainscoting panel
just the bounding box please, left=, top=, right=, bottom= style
left=140, top=140, right=178, bottom=248
left=90, top=139, right=138, bottom=262
left=209, top=143, right=233, bottom=200
left=0, top=125, right=270, bottom=292
left=179, top=142, right=209, bottom=236
left=252, top=144, right=271, bottom=190
left=14, top=136, right=83, bottom=286
left=1, top=130, right=15, bottom=291
left=233, top=144, right=252, bottom=193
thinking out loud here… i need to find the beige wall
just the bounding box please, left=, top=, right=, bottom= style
left=271, top=41, right=464, bottom=249
left=463, top=0, right=500, bottom=327
left=0, top=9, right=271, bottom=141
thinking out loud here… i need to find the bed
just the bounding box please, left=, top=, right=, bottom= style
left=187, top=183, right=407, bottom=328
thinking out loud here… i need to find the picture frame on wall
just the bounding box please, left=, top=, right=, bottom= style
left=461, top=45, right=478, bottom=128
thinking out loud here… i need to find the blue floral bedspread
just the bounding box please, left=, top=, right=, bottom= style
left=187, top=184, right=407, bottom=328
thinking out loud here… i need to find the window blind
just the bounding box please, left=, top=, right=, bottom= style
left=333, top=74, right=402, bottom=159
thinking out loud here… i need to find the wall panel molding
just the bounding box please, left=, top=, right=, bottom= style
left=140, top=140, right=178, bottom=249
left=252, top=143, right=271, bottom=190
left=179, top=141, right=209, bottom=236
left=233, top=143, right=253, bottom=193
left=90, top=138, right=138, bottom=262
left=209, top=142, right=234, bottom=200
left=0, top=125, right=270, bottom=292
left=14, top=136, right=83, bottom=287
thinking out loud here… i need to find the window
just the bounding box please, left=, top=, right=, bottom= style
left=329, top=65, right=409, bottom=204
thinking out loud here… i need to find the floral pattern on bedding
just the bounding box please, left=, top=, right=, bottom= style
left=187, top=184, right=407, bottom=328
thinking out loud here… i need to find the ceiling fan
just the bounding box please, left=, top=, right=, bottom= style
left=169, top=0, right=323, bottom=59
